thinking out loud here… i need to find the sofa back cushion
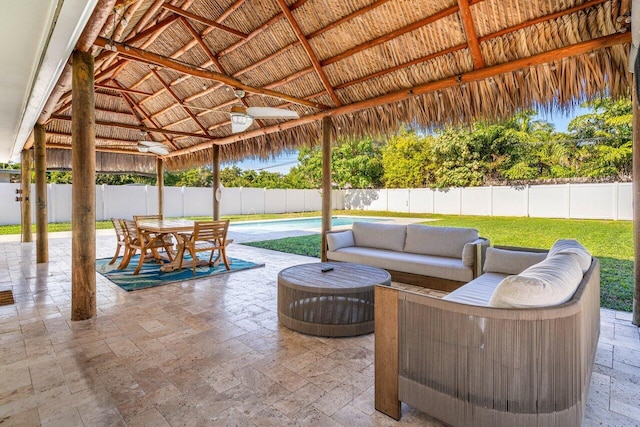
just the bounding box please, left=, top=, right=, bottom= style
left=548, top=239, right=592, bottom=273
left=488, top=253, right=583, bottom=308
left=352, top=222, right=407, bottom=252
left=404, top=224, right=479, bottom=259
left=326, top=230, right=355, bottom=251
left=483, top=247, right=548, bottom=275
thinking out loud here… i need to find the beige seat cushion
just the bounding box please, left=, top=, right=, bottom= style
left=443, top=273, right=508, bottom=306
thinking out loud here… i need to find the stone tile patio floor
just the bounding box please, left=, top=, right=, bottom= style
left=0, top=230, right=639, bottom=426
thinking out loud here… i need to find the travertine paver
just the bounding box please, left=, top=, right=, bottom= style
left=0, top=229, right=638, bottom=426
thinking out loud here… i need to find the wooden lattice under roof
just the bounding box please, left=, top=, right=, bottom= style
left=42, top=0, right=632, bottom=172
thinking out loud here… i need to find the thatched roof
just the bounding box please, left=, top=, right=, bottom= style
left=41, top=0, right=631, bottom=172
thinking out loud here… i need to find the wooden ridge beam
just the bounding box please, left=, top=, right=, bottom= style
left=163, top=3, right=248, bottom=39
left=457, top=0, right=484, bottom=69
left=163, top=32, right=630, bottom=157
left=275, top=0, right=342, bottom=106
left=93, top=37, right=330, bottom=110
left=50, top=114, right=219, bottom=139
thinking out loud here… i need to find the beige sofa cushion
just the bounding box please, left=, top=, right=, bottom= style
left=548, top=239, right=592, bottom=273
left=483, top=247, right=547, bottom=275
left=404, top=224, right=479, bottom=259
left=488, top=253, right=583, bottom=308
left=352, top=222, right=407, bottom=252
left=326, top=230, right=355, bottom=251
left=327, top=247, right=474, bottom=282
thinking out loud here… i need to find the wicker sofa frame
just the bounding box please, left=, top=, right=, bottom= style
left=374, top=256, right=600, bottom=426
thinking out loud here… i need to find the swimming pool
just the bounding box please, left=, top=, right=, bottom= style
left=229, top=216, right=388, bottom=233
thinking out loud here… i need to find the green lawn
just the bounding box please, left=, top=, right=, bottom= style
left=243, top=212, right=634, bottom=312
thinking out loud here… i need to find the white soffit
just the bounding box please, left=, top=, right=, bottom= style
left=1, top=0, right=98, bottom=162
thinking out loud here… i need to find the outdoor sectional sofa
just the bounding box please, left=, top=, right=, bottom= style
left=374, top=241, right=600, bottom=427
left=326, top=222, right=490, bottom=291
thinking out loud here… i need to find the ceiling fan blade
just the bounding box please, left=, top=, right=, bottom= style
left=139, top=140, right=165, bottom=147
left=148, top=145, right=169, bottom=155
left=231, top=117, right=254, bottom=134
left=246, top=107, right=299, bottom=120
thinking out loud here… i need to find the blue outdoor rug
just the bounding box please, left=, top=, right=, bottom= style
left=97, top=254, right=264, bottom=292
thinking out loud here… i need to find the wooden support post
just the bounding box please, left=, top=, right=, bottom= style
left=212, top=144, right=221, bottom=220
left=34, top=124, right=48, bottom=263
left=321, top=116, right=332, bottom=262
left=157, top=157, right=164, bottom=216
left=20, top=149, right=32, bottom=243
left=374, top=285, right=401, bottom=420
left=71, top=50, right=96, bottom=321
left=633, top=70, right=640, bottom=326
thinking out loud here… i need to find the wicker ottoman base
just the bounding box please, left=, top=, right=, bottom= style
left=277, top=262, right=391, bottom=337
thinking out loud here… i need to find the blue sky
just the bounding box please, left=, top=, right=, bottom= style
left=232, top=105, right=594, bottom=174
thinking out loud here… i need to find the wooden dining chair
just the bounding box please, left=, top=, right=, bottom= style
left=179, top=220, right=231, bottom=276
left=109, top=218, right=127, bottom=265
left=119, top=219, right=172, bottom=275
left=134, top=214, right=174, bottom=256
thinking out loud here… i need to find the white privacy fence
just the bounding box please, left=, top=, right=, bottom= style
left=0, top=183, right=337, bottom=225
left=344, top=183, right=632, bottom=220
left=0, top=182, right=631, bottom=225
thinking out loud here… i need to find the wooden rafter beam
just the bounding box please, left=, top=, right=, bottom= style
left=95, top=84, right=153, bottom=96
left=478, top=0, right=608, bottom=42
left=321, top=5, right=459, bottom=67
left=93, top=37, right=330, bottom=110
left=50, top=114, right=219, bottom=140
left=275, top=0, right=342, bottom=106
left=151, top=68, right=210, bottom=135
left=335, top=0, right=609, bottom=92
left=217, top=0, right=245, bottom=22
left=116, top=81, right=179, bottom=150
left=457, top=0, right=484, bottom=69
left=162, top=4, right=248, bottom=39
left=164, top=32, right=631, bottom=157
left=307, top=0, right=392, bottom=39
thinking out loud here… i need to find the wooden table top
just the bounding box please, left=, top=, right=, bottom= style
left=137, top=219, right=195, bottom=233
left=278, top=262, right=391, bottom=293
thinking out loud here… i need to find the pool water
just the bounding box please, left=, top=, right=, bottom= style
left=229, top=216, right=388, bottom=233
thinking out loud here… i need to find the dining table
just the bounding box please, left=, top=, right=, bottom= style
left=136, top=219, right=199, bottom=273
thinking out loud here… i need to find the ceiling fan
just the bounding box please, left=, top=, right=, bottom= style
left=137, top=140, right=169, bottom=156
left=229, top=89, right=300, bottom=134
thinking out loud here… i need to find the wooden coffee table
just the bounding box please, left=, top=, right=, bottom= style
left=277, top=262, right=391, bottom=337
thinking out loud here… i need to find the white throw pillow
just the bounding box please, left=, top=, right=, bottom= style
left=547, top=239, right=592, bottom=273
left=488, top=253, right=583, bottom=308
left=404, top=224, right=479, bottom=259
left=483, top=247, right=548, bottom=275
left=352, top=222, right=407, bottom=252
left=326, top=230, right=355, bottom=251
